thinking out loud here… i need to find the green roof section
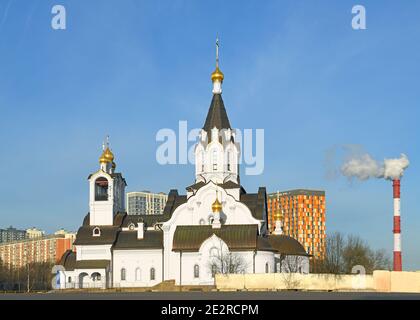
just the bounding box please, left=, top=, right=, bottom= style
left=172, top=224, right=258, bottom=252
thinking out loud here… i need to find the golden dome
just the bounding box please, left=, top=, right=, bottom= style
left=99, top=147, right=114, bottom=164
left=104, top=147, right=114, bottom=162
left=212, top=197, right=222, bottom=213
left=211, top=67, right=224, bottom=82
left=99, top=151, right=108, bottom=164
left=274, top=208, right=283, bottom=221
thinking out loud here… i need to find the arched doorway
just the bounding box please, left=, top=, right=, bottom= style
left=78, top=272, right=89, bottom=289
left=91, top=272, right=102, bottom=288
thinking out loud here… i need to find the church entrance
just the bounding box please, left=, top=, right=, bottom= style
left=78, top=272, right=89, bottom=289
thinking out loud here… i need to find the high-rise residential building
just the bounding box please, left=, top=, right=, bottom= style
left=0, top=226, right=27, bottom=244
left=0, top=230, right=76, bottom=268
left=126, top=191, right=168, bottom=215
left=267, top=190, right=326, bottom=259
left=26, top=227, right=45, bottom=239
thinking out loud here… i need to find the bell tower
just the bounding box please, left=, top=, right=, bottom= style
left=194, top=38, right=240, bottom=185
left=88, top=137, right=127, bottom=226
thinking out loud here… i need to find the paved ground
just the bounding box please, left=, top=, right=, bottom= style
left=1, top=291, right=420, bottom=300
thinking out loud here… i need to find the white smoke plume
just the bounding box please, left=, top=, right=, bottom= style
left=341, top=153, right=409, bottom=181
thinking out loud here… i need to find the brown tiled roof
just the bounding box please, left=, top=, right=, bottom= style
left=186, top=180, right=242, bottom=193
left=268, top=235, right=310, bottom=256
left=240, top=187, right=267, bottom=221
left=113, top=230, right=163, bottom=250
left=73, top=225, right=120, bottom=245
left=122, top=214, right=167, bottom=229
left=218, top=181, right=241, bottom=189
left=256, top=236, right=277, bottom=252
left=74, top=259, right=110, bottom=269
left=186, top=181, right=206, bottom=191
left=59, top=250, right=76, bottom=271
left=172, top=224, right=258, bottom=252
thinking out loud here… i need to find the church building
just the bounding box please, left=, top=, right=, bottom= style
left=57, top=42, right=310, bottom=289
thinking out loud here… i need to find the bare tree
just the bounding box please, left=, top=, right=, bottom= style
left=279, top=255, right=304, bottom=289
left=312, top=232, right=391, bottom=274
left=0, top=261, right=53, bottom=292
left=207, top=239, right=248, bottom=277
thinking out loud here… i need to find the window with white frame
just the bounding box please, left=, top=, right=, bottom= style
left=92, top=227, right=101, bottom=237
left=135, top=268, right=141, bottom=281
left=212, top=150, right=218, bottom=171
left=121, top=268, right=126, bottom=281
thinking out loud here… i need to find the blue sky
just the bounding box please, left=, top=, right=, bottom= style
left=0, top=1, right=419, bottom=269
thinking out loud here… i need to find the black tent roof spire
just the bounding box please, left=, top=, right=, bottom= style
left=203, top=37, right=231, bottom=132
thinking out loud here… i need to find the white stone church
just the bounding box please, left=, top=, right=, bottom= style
left=57, top=45, right=310, bottom=289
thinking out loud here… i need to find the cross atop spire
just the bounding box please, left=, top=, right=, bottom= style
left=102, top=135, right=110, bottom=151
left=216, top=36, right=219, bottom=69
left=211, top=36, right=224, bottom=94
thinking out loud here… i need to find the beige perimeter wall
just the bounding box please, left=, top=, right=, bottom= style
left=215, top=270, right=420, bottom=293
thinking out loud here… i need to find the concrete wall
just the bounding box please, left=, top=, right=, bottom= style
left=374, top=270, right=420, bottom=293
left=216, top=271, right=420, bottom=293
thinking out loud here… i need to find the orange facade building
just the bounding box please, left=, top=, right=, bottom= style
left=0, top=232, right=75, bottom=268
left=267, top=190, right=326, bottom=259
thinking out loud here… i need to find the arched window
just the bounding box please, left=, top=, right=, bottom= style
left=227, top=151, right=231, bottom=171
left=68, top=277, right=72, bottom=283
left=150, top=268, right=156, bottom=281
left=208, top=215, right=214, bottom=225
left=92, top=227, right=101, bottom=237
left=194, top=264, right=200, bottom=278
left=212, top=150, right=218, bottom=171
left=95, top=177, right=109, bottom=201
left=121, top=268, right=126, bottom=281
left=91, top=272, right=101, bottom=281
left=199, top=218, right=205, bottom=225
left=135, top=268, right=141, bottom=281
left=265, top=263, right=269, bottom=273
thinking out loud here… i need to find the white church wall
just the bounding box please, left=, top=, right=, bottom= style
left=58, top=270, right=76, bottom=289
left=89, top=171, right=115, bottom=226
left=113, top=249, right=163, bottom=287
left=254, top=251, right=275, bottom=274
left=75, top=244, right=112, bottom=261
left=75, top=268, right=107, bottom=289
left=177, top=252, right=206, bottom=286
left=163, top=183, right=262, bottom=284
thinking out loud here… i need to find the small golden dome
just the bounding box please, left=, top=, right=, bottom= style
left=99, top=152, right=108, bottom=164
left=99, top=147, right=114, bottom=164
left=274, top=208, right=283, bottom=221
left=212, top=197, right=222, bottom=213
left=104, top=147, right=114, bottom=162
left=211, top=67, right=224, bottom=82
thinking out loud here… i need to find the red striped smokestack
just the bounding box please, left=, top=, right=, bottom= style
left=393, top=179, right=402, bottom=271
